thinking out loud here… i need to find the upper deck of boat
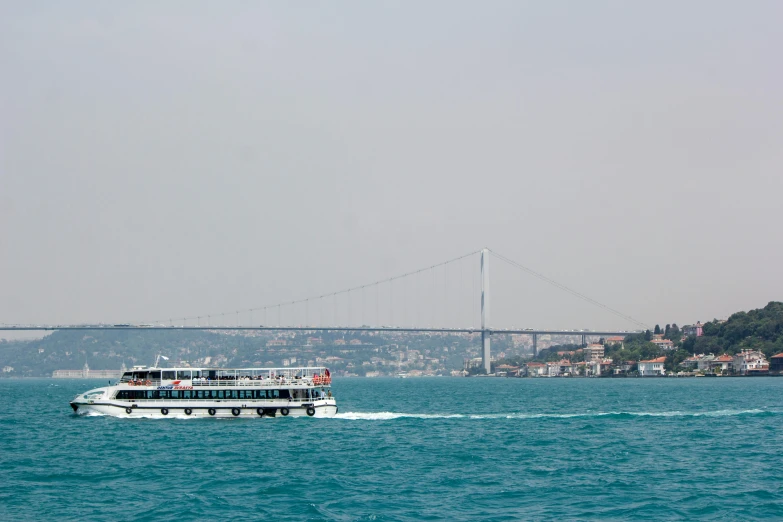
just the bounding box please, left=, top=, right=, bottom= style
left=120, top=366, right=332, bottom=387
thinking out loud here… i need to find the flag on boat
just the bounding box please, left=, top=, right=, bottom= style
left=160, top=355, right=169, bottom=360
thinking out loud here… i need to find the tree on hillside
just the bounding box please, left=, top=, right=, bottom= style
left=665, top=324, right=680, bottom=341
left=654, top=325, right=661, bottom=335
left=666, top=348, right=691, bottom=372
left=690, top=302, right=783, bottom=358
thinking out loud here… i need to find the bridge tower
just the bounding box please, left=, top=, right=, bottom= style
left=481, top=248, right=491, bottom=374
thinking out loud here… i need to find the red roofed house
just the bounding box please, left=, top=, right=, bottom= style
left=525, top=362, right=546, bottom=377
left=638, top=356, right=666, bottom=376
left=710, top=354, right=733, bottom=374
left=651, top=338, right=675, bottom=351
left=558, top=359, right=574, bottom=376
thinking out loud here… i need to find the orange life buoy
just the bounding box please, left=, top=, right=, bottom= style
left=145, top=380, right=151, bottom=386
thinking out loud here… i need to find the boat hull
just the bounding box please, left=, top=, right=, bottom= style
left=71, top=401, right=338, bottom=418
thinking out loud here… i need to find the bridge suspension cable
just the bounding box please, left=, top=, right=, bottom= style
left=5, top=247, right=650, bottom=334
left=146, top=249, right=482, bottom=328
left=488, top=249, right=650, bottom=330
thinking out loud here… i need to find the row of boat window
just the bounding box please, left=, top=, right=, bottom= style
left=122, top=371, right=322, bottom=381
left=115, top=389, right=326, bottom=400
left=124, top=371, right=207, bottom=381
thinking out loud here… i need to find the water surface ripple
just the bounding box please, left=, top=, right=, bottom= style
left=1, top=378, right=781, bottom=520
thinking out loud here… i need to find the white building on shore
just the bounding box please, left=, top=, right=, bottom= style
left=732, top=350, right=768, bottom=375
left=638, top=357, right=666, bottom=376
left=52, top=363, right=123, bottom=379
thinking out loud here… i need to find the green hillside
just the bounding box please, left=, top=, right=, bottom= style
left=684, top=301, right=783, bottom=358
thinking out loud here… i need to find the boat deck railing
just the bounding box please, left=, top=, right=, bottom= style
left=122, top=378, right=331, bottom=387
left=192, top=378, right=332, bottom=387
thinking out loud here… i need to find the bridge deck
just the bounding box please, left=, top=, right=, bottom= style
left=0, top=325, right=638, bottom=336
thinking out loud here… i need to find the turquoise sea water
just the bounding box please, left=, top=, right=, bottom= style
left=1, top=377, right=782, bottom=521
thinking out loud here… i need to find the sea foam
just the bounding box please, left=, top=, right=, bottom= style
left=333, top=409, right=773, bottom=421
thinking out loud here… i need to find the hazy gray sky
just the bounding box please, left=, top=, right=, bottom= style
left=2, top=1, right=782, bottom=334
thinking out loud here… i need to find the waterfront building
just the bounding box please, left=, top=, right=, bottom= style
left=770, top=353, right=783, bottom=374
left=638, top=357, right=666, bottom=376
left=585, top=358, right=613, bottom=376
left=495, top=364, right=520, bottom=376
left=558, top=360, right=573, bottom=375
left=682, top=354, right=715, bottom=371
left=710, top=354, right=733, bottom=374
left=696, top=354, right=716, bottom=371
left=53, top=363, right=123, bottom=379
left=526, top=362, right=545, bottom=377
left=732, top=350, right=768, bottom=375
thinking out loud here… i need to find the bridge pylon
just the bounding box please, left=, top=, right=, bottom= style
left=481, top=248, right=491, bottom=374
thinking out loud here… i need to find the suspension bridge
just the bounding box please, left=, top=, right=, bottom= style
left=1, top=249, right=648, bottom=373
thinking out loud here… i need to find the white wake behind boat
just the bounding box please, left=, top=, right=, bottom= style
left=70, top=365, right=336, bottom=419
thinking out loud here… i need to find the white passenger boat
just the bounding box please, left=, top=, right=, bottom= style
left=70, top=365, right=337, bottom=418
